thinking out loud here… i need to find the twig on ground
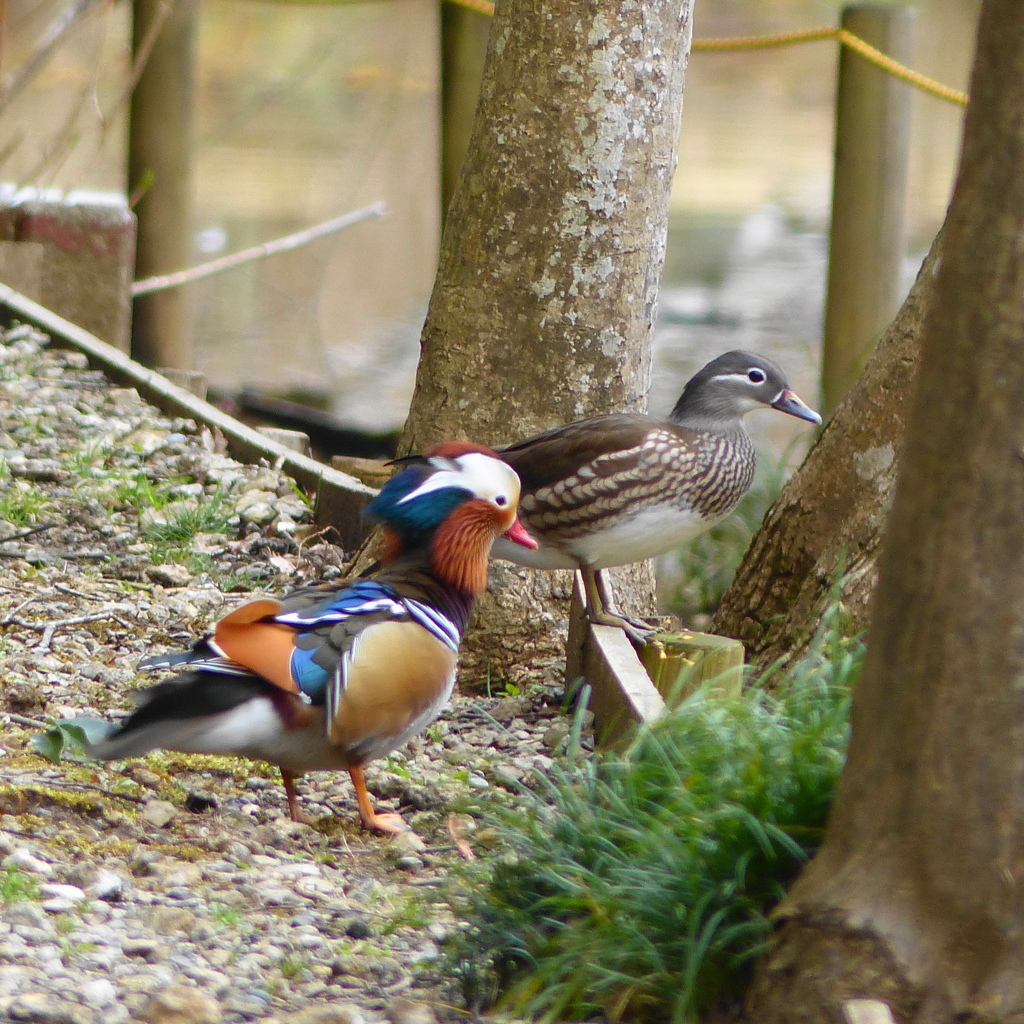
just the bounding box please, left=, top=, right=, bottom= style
left=3, top=605, right=133, bottom=651
left=54, top=583, right=104, bottom=601
left=4, top=713, right=48, bottom=730
left=0, top=594, right=43, bottom=625
left=0, top=521, right=56, bottom=543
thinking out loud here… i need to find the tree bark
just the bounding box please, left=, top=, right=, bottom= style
left=403, top=0, right=694, bottom=689
left=710, top=233, right=940, bottom=668
left=745, top=3, right=1024, bottom=1020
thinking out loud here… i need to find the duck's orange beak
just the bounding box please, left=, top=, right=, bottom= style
left=504, top=516, right=539, bottom=550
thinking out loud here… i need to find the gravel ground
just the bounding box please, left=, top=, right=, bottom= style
left=0, top=323, right=576, bottom=1024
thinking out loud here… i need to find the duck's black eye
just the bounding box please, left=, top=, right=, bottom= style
left=747, top=368, right=767, bottom=384
left=495, top=495, right=508, bottom=507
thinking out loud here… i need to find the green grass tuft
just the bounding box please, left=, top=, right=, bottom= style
left=141, top=487, right=233, bottom=546
left=0, top=865, right=41, bottom=903
left=444, top=616, right=859, bottom=1023
left=0, top=480, right=52, bottom=527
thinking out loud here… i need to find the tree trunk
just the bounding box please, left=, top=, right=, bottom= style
left=403, top=0, right=694, bottom=689
left=745, top=3, right=1024, bottom=1020
left=710, top=228, right=940, bottom=667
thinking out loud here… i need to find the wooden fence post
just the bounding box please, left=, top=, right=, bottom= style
left=821, top=4, right=914, bottom=420
left=128, top=0, right=199, bottom=371
left=440, top=1, right=490, bottom=226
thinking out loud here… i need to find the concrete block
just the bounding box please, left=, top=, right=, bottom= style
left=0, top=188, right=135, bottom=352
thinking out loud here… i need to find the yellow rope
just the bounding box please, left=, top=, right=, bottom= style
left=443, top=2, right=970, bottom=108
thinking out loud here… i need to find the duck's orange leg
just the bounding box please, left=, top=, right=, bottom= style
left=281, top=769, right=309, bottom=824
left=349, top=765, right=410, bottom=834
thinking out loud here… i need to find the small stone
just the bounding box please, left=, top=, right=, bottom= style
left=90, top=870, right=127, bottom=902
left=385, top=999, right=438, bottom=1024
left=5, top=848, right=53, bottom=876
left=543, top=720, right=571, bottom=753
left=39, top=883, right=86, bottom=903
left=141, top=799, right=178, bottom=828
left=0, top=966, right=28, bottom=997
left=390, top=831, right=426, bottom=856
left=134, top=983, right=222, bottom=1024
left=395, top=856, right=424, bottom=872
left=40, top=897, right=80, bottom=913
left=148, top=906, right=196, bottom=935
left=7, top=992, right=90, bottom=1023
left=398, top=784, right=442, bottom=811
left=225, top=992, right=270, bottom=1019
left=1, top=904, right=49, bottom=930
left=291, top=1006, right=367, bottom=1024
left=238, top=501, right=277, bottom=527
left=146, top=564, right=193, bottom=588
left=123, top=937, right=166, bottom=960
left=343, top=917, right=373, bottom=940
left=108, top=387, right=143, bottom=409
left=184, top=792, right=217, bottom=813
left=125, top=767, right=162, bottom=790
left=149, top=860, right=203, bottom=887
left=81, top=979, right=117, bottom=1008
left=235, top=489, right=277, bottom=511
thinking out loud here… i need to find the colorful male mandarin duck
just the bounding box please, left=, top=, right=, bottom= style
left=492, top=351, right=821, bottom=638
left=89, top=447, right=537, bottom=833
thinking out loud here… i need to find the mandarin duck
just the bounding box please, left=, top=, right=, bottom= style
left=491, top=350, right=821, bottom=638
left=89, top=448, right=537, bottom=833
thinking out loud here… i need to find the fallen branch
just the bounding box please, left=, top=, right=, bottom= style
left=2, top=604, right=133, bottom=651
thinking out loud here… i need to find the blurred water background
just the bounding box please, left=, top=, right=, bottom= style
left=0, top=0, right=977, bottom=451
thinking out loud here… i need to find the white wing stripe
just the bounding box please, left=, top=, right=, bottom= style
left=273, top=598, right=405, bottom=628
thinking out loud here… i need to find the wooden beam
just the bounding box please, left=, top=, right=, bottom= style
left=821, top=3, right=914, bottom=418
left=0, top=283, right=377, bottom=551
left=566, top=573, right=746, bottom=746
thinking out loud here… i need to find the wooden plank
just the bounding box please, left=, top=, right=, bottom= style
left=639, top=629, right=744, bottom=703
left=0, top=282, right=378, bottom=551
left=584, top=624, right=667, bottom=746
left=565, top=574, right=666, bottom=746
left=566, top=574, right=746, bottom=746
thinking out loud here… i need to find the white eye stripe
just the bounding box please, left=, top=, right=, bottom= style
left=399, top=453, right=520, bottom=508
left=710, top=370, right=768, bottom=385
left=398, top=469, right=467, bottom=504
